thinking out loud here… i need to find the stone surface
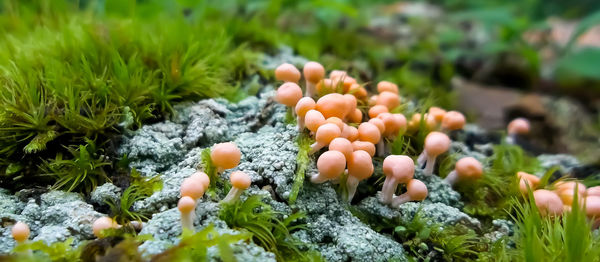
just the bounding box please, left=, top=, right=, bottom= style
left=90, top=183, right=122, bottom=206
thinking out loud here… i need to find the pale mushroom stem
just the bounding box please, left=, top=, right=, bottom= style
left=506, top=134, right=516, bottom=145
left=181, top=212, right=195, bottom=231
left=376, top=140, right=385, bottom=157
left=329, top=170, right=345, bottom=185
left=380, top=177, right=398, bottom=204
left=309, top=142, right=326, bottom=154
left=423, top=155, right=436, bottom=176
left=222, top=188, right=243, bottom=203
left=443, top=170, right=458, bottom=185
left=346, top=175, right=360, bottom=202
left=297, top=115, right=305, bottom=131
left=390, top=193, right=411, bottom=208
left=417, top=150, right=427, bottom=167
left=305, top=82, right=317, bottom=98
left=310, top=173, right=330, bottom=184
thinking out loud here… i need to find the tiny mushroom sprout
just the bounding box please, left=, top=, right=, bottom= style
left=380, top=155, right=415, bottom=204
left=428, top=107, right=446, bottom=122
left=295, top=97, right=316, bottom=131
left=211, top=142, right=241, bottom=172
left=585, top=196, right=600, bottom=228
left=180, top=176, right=205, bottom=200
left=341, top=124, right=359, bottom=141
left=310, top=123, right=341, bottom=154
left=316, top=93, right=348, bottom=119
left=348, top=108, right=363, bottom=123
left=518, top=171, right=541, bottom=194
left=443, top=157, right=483, bottom=186
left=92, top=217, right=120, bottom=238
left=358, top=122, right=381, bottom=146
left=305, top=109, right=326, bottom=133
left=376, top=91, right=400, bottom=111
left=377, top=113, right=407, bottom=155
left=178, top=196, right=196, bottom=231
left=276, top=82, right=303, bottom=109
left=312, top=150, right=346, bottom=184
left=303, top=61, right=325, bottom=97
left=418, top=132, right=451, bottom=176
left=189, top=171, right=210, bottom=191
left=343, top=94, right=357, bottom=119
left=507, top=118, right=530, bottom=144
left=275, top=63, right=301, bottom=83
left=533, top=189, right=563, bottom=217
left=12, top=221, right=30, bottom=244
left=222, top=171, right=252, bottom=203
left=377, top=81, right=398, bottom=94
left=369, top=104, right=389, bottom=118
left=352, top=141, right=376, bottom=157
left=391, top=179, right=428, bottom=208
left=441, top=111, right=466, bottom=132
left=329, top=137, right=354, bottom=161
left=346, top=150, right=374, bottom=202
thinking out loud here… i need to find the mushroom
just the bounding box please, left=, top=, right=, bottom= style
left=211, top=142, right=242, bottom=173
left=377, top=81, right=398, bottom=94
left=349, top=84, right=367, bottom=99
left=418, top=132, right=451, bottom=176
left=428, top=107, right=446, bottom=122
left=380, top=155, right=415, bottom=204
left=358, top=122, right=381, bottom=146
left=554, top=181, right=586, bottom=207
left=585, top=196, right=600, bottom=228
left=587, top=186, right=600, bottom=197
left=303, top=61, right=325, bottom=97
left=368, top=118, right=387, bottom=156
left=329, top=137, right=353, bottom=161
left=376, top=113, right=407, bottom=155
left=92, top=217, right=120, bottom=238
left=180, top=176, right=205, bottom=200
left=295, top=97, right=316, bottom=131
left=178, top=196, right=196, bottom=231
left=368, top=105, right=389, bottom=118
left=352, top=141, right=376, bottom=157
left=346, top=150, right=374, bottom=202
left=441, top=111, right=465, bottom=132
left=391, top=179, right=428, bottom=208
left=305, top=109, right=326, bottom=133
left=533, top=189, right=563, bottom=217
left=189, top=171, right=210, bottom=191
left=407, top=113, right=422, bottom=133
left=341, top=124, right=359, bottom=141
left=222, top=171, right=252, bottom=203
left=276, top=82, right=303, bottom=110
left=507, top=118, right=530, bottom=144
left=316, top=79, right=336, bottom=94
left=376, top=91, right=400, bottom=111
left=275, top=63, right=301, bottom=83
left=316, top=93, right=348, bottom=119
left=11, top=221, right=30, bottom=244
left=326, top=117, right=345, bottom=131
left=443, top=157, right=483, bottom=186
left=310, top=123, right=341, bottom=154
left=311, top=150, right=346, bottom=184
left=348, top=108, right=363, bottom=123
left=343, top=94, right=357, bottom=121
left=329, top=70, right=347, bottom=79
left=518, top=171, right=541, bottom=194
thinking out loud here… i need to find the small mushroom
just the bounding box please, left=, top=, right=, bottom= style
left=441, top=111, right=465, bottom=132
left=368, top=118, right=386, bottom=156
left=533, top=189, right=563, bottom=217
left=358, top=122, right=381, bottom=146
left=222, top=171, right=252, bottom=203
left=93, top=217, right=120, bottom=238
left=346, top=150, right=374, bottom=202
left=376, top=91, right=400, bottom=110
left=428, top=107, right=446, bottom=122
left=178, top=196, right=196, bottom=231
left=343, top=94, right=357, bottom=121
left=295, top=97, right=316, bottom=131
left=443, top=157, right=483, bottom=186
left=352, top=141, right=376, bottom=157
left=380, top=155, right=415, bottom=204
left=341, top=124, right=359, bottom=141
left=329, top=137, right=353, bottom=161
left=303, top=61, right=325, bottom=97
left=368, top=105, right=389, bottom=118
left=11, top=222, right=30, bottom=244
left=418, top=132, right=451, bottom=176
left=585, top=196, right=600, bottom=228
left=305, top=109, right=326, bottom=133
left=211, top=142, right=242, bottom=173
left=275, top=63, right=301, bottom=83
left=180, top=176, right=205, bottom=200
left=377, top=81, right=398, bottom=94
left=348, top=108, right=363, bottom=123
left=376, top=113, right=407, bottom=156
left=310, top=123, right=341, bottom=154
left=276, top=82, right=303, bottom=109
left=554, top=181, right=586, bottom=207
left=311, top=151, right=346, bottom=184
left=349, top=84, right=367, bottom=99
left=326, top=117, right=345, bottom=131
left=189, top=171, right=210, bottom=191
left=587, top=186, right=600, bottom=197
left=507, top=118, right=530, bottom=144
left=391, top=179, right=428, bottom=208
left=518, top=171, right=541, bottom=194
left=316, top=93, right=349, bottom=119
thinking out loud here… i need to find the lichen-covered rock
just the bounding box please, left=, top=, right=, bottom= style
left=537, top=154, right=580, bottom=174
left=293, top=184, right=407, bottom=262
left=356, top=197, right=480, bottom=228
left=414, top=169, right=463, bottom=209
left=484, top=219, right=515, bottom=242
left=90, top=183, right=122, bottom=206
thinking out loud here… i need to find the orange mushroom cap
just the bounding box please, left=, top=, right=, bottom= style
left=295, top=97, right=316, bottom=117
left=230, top=171, right=251, bottom=189
left=211, top=142, right=241, bottom=170
left=305, top=109, right=326, bottom=132
left=377, top=81, right=398, bottom=94
left=316, top=93, right=348, bottom=119
left=369, top=105, right=389, bottom=118
left=341, top=124, right=359, bottom=141
left=424, top=113, right=438, bottom=131
left=358, top=122, right=381, bottom=144
left=303, top=62, right=325, bottom=84
left=424, top=132, right=451, bottom=156
left=180, top=177, right=205, bottom=199
left=11, top=221, right=30, bottom=242
left=587, top=186, right=600, bottom=197
left=378, top=113, right=407, bottom=137
left=329, top=137, right=353, bottom=161
left=326, top=117, right=344, bottom=131
left=348, top=108, right=363, bottom=123
left=441, top=111, right=465, bottom=131
left=352, top=141, right=376, bottom=157
left=585, top=196, right=600, bottom=218
left=406, top=179, right=428, bottom=201
left=317, top=151, right=346, bottom=179
left=347, top=150, right=374, bottom=180
left=383, top=155, right=415, bottom=183
left=508, top=118, right=530, bottom=135
left=343, top=94, right=357, bottom=117
left=428, top=107, right=446, bottom=122
left=455, top=157, right=483, bottom=180
left=177, top=196, right=196, bottom=214
left=189, top=171, right=210, bottom=190
left=315, top=123, right=341, bottom=144
left=368, top=118, right=386, bottom=134
left=275, top=63, right=301, bottom=83
left=93, top=217, right=118, bottom=238
left=276, top=82, right=303, bottom=107
left=329, top=70, right=347, bottom=79
left=316, top=79, right=336, bottom=94
left=376, top=91, right=400, bottom=110
left=533, top=189, right=563, bottom=216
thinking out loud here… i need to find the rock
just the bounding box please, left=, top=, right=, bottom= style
left=414, top=169, right=463, bottom=209
left=537, top=154, right=580, bottom=174
left=90, top=183, right=122, bottom=206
